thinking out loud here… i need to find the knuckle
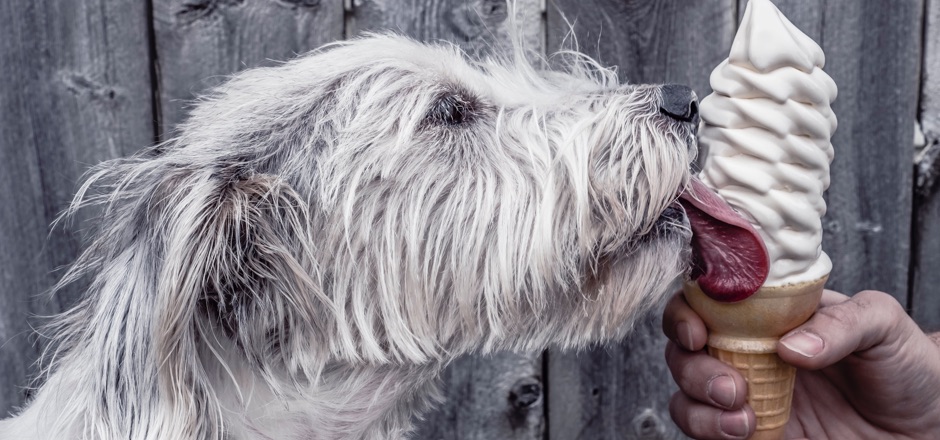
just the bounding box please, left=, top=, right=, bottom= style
left=661, top=314, right=676, bottom=340
left=663, top=292, right=687, bottom=318
left=662, top=295, right=681, bottom=329
left=668, top=392, right=699, bottom=437
left=664, top=341, right=679, bottom=367
left=816, top=302, right=858, bottom=331
left=665, top=345, right=695, bottom=388
left=855, top=290, right=905, bottom=322
left=856, top=289, right=901, bottom=309
left=668, top=391, right=685, bottom=420
left=676, top=358, right=701, bottom=392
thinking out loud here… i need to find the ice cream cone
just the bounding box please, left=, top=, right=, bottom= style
left=683, top=275, right=827, bottom=439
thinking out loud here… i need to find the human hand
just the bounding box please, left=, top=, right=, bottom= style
left=662, top=289, right=940, bottom=439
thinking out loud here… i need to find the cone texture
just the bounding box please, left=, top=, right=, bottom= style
left=684, top=276, right=827, bottom=440
left=709, top=346, right=795, bottom=438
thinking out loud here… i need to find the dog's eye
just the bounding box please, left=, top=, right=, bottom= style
left=429, top=93, right=472, bottom=126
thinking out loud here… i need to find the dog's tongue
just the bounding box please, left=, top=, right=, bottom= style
left=679, top=178, right=769, bottom=302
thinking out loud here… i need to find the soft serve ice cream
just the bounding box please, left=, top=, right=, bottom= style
left=679, top=3, right=838, bottom=434
left=697, top=0, right=837, bottom=287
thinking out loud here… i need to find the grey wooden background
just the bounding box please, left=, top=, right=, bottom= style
left=0, top=0, right=935, bottom=438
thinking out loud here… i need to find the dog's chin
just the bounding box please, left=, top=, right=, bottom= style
left=589, top=200, right=691, bottom=291
left=569, top=222, right=689, bottom=346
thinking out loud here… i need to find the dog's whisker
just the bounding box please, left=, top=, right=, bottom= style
left=3, top=33, right=699, bottom=440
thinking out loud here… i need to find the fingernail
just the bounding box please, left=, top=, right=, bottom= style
left=706, top=375, right=736, bottom=409
left=676, top=321, right=694, bottom=349
left=780, top=331, right=825, bottom=358
left=719, top=408, right=750, bottom=438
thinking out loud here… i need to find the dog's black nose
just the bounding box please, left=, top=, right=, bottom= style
left=659, top=84, right=698, bottom=122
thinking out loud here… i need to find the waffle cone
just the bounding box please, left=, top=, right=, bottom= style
left=683, top=275, right=828, bottom=439
left=708, top=345, right=794, bottom=438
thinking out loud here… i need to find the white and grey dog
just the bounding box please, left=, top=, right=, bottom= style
left=0, top=34, right=699, bottom=440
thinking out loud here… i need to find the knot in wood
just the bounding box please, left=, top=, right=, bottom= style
left=508, top=377, right=542, bottom=409
left=447, top=0, right=508, bottom=40
left=278, top=0, right=321, bottom=8
left=175, top=0, right=243, bottom=25
left=631, top=408, right=666, bottom=438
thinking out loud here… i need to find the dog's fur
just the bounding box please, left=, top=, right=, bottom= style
left=0, top=34, right=696, bottom=439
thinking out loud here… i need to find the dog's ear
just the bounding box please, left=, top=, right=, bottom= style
left=155, top=173, right=331, bottom=401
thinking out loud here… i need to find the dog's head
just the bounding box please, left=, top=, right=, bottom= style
left=55, top=35, right=697, bottom=412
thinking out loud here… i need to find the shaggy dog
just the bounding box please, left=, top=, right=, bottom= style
left=0, top=34, right=698, bottom=439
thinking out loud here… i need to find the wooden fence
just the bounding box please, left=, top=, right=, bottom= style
left=0, top=1, right=935, bottom=438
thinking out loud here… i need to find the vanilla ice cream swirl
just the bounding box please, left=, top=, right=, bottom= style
left=698, top=0, right=837, bottom=286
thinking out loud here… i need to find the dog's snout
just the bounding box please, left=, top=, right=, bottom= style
left=659, top=84, right=698, bottom=123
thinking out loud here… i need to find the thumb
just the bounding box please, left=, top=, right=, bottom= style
left=777, top=289, right=910, bottom=370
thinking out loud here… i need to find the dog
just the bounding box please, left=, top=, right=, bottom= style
left=0, top=34, right=699, bottom=439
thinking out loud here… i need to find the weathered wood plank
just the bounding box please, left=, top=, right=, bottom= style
left=913, top=0, right=940, bottom=329
left=545, top=2, right=736, bottom=438
left=345, top=1, right=546, bottom=437
left=814, top=0, right=922, bottom=304
left=0, top=0, right=154, bottom=416
left=547, top=316, right=683, bottom=440
left=737, top=0, right=823, bottom=41
left=152, top=0, right=345, bottom=134
left=547, top=0, right=735, bottom=99
left=347, top=0, right=544, bottom=56
left=411, top=353, right=544, bottom=440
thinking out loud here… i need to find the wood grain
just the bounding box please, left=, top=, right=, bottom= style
left=913, top=0, right=940, bottom=329
left=347, top=0, right=544, bottom=57
left=813, top=0, right=922, bottom=304
left=0, top=0, right=154, bottom=415
left=547, top=317, right=683, bottom=440
left=152, top=0, right=344, bottom=134
left=411, top=353, right=544, bottom=440
left=737, top=0, right=823, bottom=41
left=546, top=2, right=736, bottom=437
left=548, top=0, right=735, bottom=99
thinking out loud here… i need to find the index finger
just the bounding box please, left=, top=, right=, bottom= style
left=662, top=290, right=708, bottom=351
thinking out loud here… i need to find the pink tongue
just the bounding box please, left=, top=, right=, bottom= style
left=678, top=178, right=769, bottom=302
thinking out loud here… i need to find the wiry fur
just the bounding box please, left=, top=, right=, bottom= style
left=0, top=34, right=696, bottom=440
